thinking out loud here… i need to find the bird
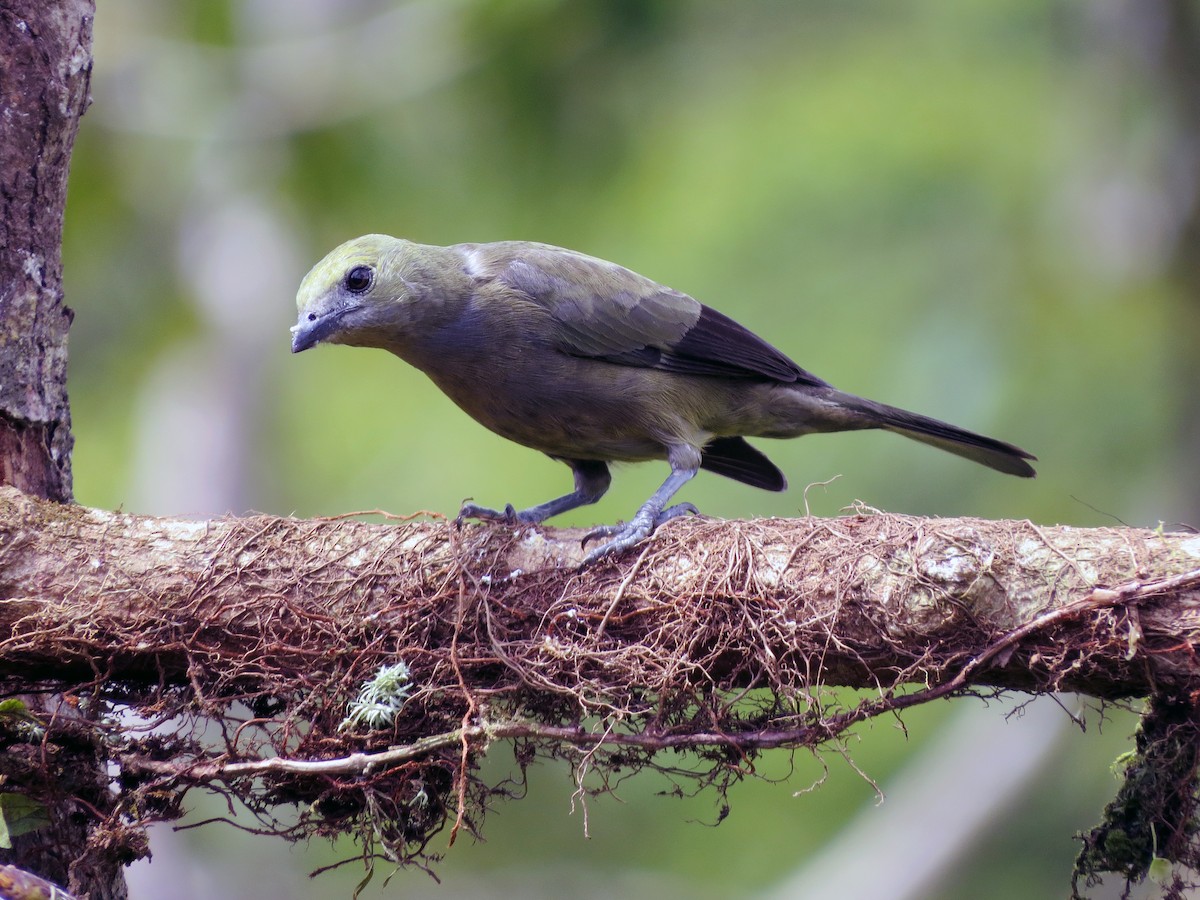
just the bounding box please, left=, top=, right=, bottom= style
left=291, top=234, right=1036, bottom=563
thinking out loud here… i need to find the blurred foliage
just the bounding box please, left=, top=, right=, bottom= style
left=59, top=0, right=1195, bottom=897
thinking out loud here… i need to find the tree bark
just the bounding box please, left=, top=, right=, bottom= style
left=0, top=4, right=113, bottom=898
left=1, top=488, right=1199, bottom=881
left=0, top=0, right=88, bottom=503
left=1, top=487, right=1197, bottom=702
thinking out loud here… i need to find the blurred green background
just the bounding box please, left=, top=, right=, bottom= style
left=62, top=0, right=1199, bottom=897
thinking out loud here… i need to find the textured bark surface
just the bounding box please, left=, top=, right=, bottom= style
left=1, top=487, right=1198, bottom=699
left=3, top=487, right=1199, bottom=879
left=0, top=501, right=1198, bottom=886
left=0, top=0, right=90, bottom=503
left=0, top=4, right=105, bottom=897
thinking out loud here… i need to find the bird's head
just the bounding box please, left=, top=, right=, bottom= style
left=291, top=234, right=460, bottom=354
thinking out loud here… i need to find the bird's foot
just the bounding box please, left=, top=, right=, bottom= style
left=455, top=502, right=534, bottom=527
left=580, top=502, right=699, bottom=565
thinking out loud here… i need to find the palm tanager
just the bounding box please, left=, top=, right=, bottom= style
left=291, top=235, right=1036, bottom=562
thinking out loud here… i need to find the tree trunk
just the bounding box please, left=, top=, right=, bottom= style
left=0, top=0, right=86, bottom=503
left=0, top=4, right=121, bottom=899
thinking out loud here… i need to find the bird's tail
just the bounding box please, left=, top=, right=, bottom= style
left=829, top=391, right=1037, bottom=478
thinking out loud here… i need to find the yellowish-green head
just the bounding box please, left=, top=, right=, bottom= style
left=291, top=234, right=455, bottom=354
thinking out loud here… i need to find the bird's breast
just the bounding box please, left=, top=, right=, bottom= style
left=412, top=346, right=689, bottom=462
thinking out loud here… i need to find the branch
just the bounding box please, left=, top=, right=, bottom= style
left=1, top=487, right=1197, bottom=696
left=2, top=485, right=1200, bottom=876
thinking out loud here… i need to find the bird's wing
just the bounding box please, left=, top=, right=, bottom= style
left=474, top=242, right=828, bottom=386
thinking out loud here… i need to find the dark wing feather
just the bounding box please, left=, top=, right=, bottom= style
left=657, top=305, right=828, bottom=385
left=700, top=436, right=787, bottom=490
left=482, top=242, right=827, bottom=386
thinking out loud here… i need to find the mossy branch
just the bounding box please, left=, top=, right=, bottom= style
left=1, top=485, right=1200, bottom=884
left=2, top=486, right=1198, bottom=696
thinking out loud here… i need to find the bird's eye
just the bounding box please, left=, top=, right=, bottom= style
left=307, top=312, right=317, bottom=321
left=344, top=265, right=374, bottom=294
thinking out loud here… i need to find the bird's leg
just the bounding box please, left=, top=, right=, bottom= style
left=457, top=459, right=611, bottom=526
left=582, top=449, right=700, bottom=564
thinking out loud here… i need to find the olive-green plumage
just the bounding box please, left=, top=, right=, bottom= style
left=292, top=234, right=1036, bottom=561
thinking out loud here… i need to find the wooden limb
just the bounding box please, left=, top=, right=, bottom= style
left=2, top=486, right=1200, bottom=880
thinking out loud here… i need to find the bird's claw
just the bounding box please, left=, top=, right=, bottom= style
left=581, top=521, right=652, bottom=565
left=580, top=502, right=700, bottom=564
left=661, top=501, right=700, bottom=521
left=580, top=522, right=622, bottom=548
left=456, top=502, right=521, bottom=527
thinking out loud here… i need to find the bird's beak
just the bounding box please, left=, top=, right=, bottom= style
left=290, top=307, right=348, bottom=353
left=290, top=321, right=319, bottom=353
